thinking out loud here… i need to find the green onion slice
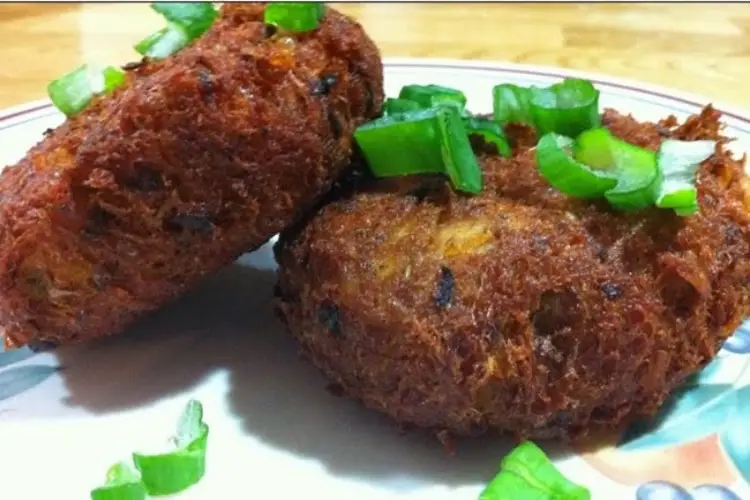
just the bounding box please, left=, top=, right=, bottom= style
left=536, top=133, right=618, bottom=198
left=479, top=441, right=592, bottom=500
left=493, top=84, right=534, bottom=127
left=264, top=2, right=326, bottom=33
left=653, top=139, right=716, bottom=216
left=355, top=106, right=482, bottom=194
left=150, top=2, right=218, bottom=39
left=530, top=78, right=601, bottom=138
left=438, top=105, right=483, bottom=193
left=90, top=462, right=147, bottom=500
left=537, top=127, right=660, bottom=211
left=398, top=84, right=467, bottom=112
left=47, top=64, right=126, bottom=117
left=575, top=127, right=659, bottom=211
left=494, top=79, right=600, bottom=138
left=134, top=22, right=191, bottom=59
left=384, top=97, right=422, bottom=116
left=464, top=117, right=512, bottom=158
left=132, top=400, right=209, bottom=496
left=575, top=129, right=657, bottom=211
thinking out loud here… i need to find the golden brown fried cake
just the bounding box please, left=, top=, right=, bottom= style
left=0, top=3, right=383, bottom=347
left=274, top=107, right=750, bottom=441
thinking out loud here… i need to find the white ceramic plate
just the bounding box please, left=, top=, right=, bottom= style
left=1, top=59, right=749, bottom=500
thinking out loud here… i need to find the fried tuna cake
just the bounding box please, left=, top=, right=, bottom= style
left=275, top=107, right=750, bottom=440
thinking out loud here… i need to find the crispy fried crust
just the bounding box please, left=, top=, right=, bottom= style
left=0, top=3, right=383, bottom=347
left=275, top=107, right=750, bottom=440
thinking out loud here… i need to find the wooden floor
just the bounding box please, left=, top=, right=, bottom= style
left=0, top=3, right=749, bottom=109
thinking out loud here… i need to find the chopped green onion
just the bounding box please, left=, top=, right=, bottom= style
left=537, top=127, right=659, bottom=211
left=530, top=79, right=600, bottom=138
left=494, top=79, right=600, bottom=137
left=653, top=139, right=716, bottom=216
left=150, top=2, right=218, bottom=39
left=384, top=97, right=422, bottom=116
left=480, top=441, right=591, bottom=500
left=437, top=105, right=483, bottom=193
left=264, top=2, right=326, bottom=33
left=132, top=400, right=209, bottom=496
left=573, top=127, right=659, bottom=211
left=47, top=64, right=126, bottom=117
left=585, top=130, right=658, bottom=212
left=536, top=133, right=618, bottom=198
left=355, top=109, right=445, bottom=178
left=355, top=106, right=482, bottom=194
left=463, top=117, right=512, bottom=158
left=398, top=84, right=467, bottom=112
left=493, top=84, right=534, bottom=127
left=134, top=22, right=190, bottom=59
left=90, top=462, right=147, bottom=500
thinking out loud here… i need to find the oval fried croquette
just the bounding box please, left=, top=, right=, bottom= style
left=0, top=3, right=383, bottom=347
left=274, top=107, right=750, bottom=440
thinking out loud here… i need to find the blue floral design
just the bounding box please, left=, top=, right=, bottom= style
left=620, top=320, right=750, bottom=498
left=0, top=344, right=56, bottom=403
left=636, top=481, right=741, bottom=500
left=723, top=321, right=750, bottom=354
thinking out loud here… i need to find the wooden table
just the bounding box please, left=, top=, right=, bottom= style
left=1, top=2, right=749, bottom=110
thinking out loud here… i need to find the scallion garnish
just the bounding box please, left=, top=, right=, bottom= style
left=134, top=23, right=191, bottom=59
left=530, top=79, right=600, bottom=138
left=132, top=400, right=209, bottom=495
left=653, top=139, right=716, bottom=216
left=150, top=2, right=218, bottom=39
left=90, top=462, right=147, bottom=500
left=354, top=106, right=482, bottom=194
left=493, top=79, right=600, bottom=137
left=463, top=117, right=512, bottom=158
left=355, top=109, right=450, bottom=178
left=264, top=2, right=326, bottom=33
left=437, top=105, right=483, bottom=193
left=47, top=64, right=126, bottom=117
left=537, top=127, right=658, bottom=211
left=536, top=133, right=618, bottom=198
left=574, top=127, right=659, bottom=211
left=398, top=84, right=467, bottom=113
left=493, top=84, right=534, bottom=127
left=384, top=97, right=422, bottom=116
left=480, top=441, right=591, bottom=500
left=135, top=2, right=217, bottom=59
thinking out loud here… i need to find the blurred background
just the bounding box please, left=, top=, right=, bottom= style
left=0, top=2, right=748, bottom=109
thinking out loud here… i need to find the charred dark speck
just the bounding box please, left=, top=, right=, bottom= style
left=434, top=266, right=455, bottom=309
left=328, top=110, right=344, bottom=139
left=318, top=300, right=342, bottom=338
left=128, top=163, right=164, bottom=191
left=600, top=282, right=623, bottom=300
left=43, top=128, right=55, bottom=137
left=310, top=72, right=338, bottom=96
left=83, top=206, right=114, bottom=236
left=122, top=59, right=145, bottom=71
left=198, top=68, right=215, bottom=103
left=263, top=23, right=278, bottom=38
left=165, top=212, right=214, bottom=235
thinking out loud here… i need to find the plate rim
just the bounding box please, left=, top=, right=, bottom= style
left=1, top=57, right=749, bottom=125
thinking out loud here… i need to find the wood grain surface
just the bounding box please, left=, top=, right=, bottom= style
left=0, top=2, right=749, bottom=109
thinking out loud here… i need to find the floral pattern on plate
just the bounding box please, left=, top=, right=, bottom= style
left=577, top=321, right=750, bottom=496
